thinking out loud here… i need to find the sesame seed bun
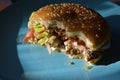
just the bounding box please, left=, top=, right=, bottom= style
left=28, top=3, right=111, bottom=51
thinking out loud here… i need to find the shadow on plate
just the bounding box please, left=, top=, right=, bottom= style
left=96, top=15, right=120, bottom=65
left=0, top=5, right=25, bottom=80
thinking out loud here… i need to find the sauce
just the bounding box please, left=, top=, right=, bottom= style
left=84, top=65, right=93, bottom=70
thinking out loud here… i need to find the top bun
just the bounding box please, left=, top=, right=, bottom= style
left=28, top=3, right=111, bottom=50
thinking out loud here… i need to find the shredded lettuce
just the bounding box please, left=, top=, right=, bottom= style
left=34, top=23, right=44, bottom=32
left=29, top=12, right=35, bottom=19
left=37, top=31, right=50, bottom=45
left=36, top=30, right=49, bottom=39
left=31, top=12, right=35, bottom=15
left=38, top=37, right=48, bottom=45
left=34, top=23, right=51, bottom=45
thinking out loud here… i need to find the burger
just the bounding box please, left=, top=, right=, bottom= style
left=23, top=3, right=111, bottom=64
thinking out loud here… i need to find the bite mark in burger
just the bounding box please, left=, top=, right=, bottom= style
left=23, top=3, right=111, bottom=64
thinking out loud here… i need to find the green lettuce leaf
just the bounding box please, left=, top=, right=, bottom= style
left=38, top=37, right=48, bottom=45
left=34, top=23, right=51, bottom=45
left=34, top=23, right=44, bottom=32
left=36, top=30, right=50, bottom=39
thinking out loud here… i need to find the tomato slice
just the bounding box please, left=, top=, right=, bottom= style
left=23, top=28, right=34, bottom=42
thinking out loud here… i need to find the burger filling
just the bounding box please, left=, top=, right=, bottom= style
left=24, top=23, right=101, bottom=63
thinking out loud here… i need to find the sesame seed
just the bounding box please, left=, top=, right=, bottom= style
left=67, top=19, right=70, bottom=22
left=60, top=10, right=63, bottom=14
left=82, top=24, right=85, bottom=28
left=83, top=7, right=86, bottom=10
left=98, top=24, right=101, bottom=27
left=86, top=10, right=89, bottom=13
left=80, top=6, right=84, bottom=9
left=81, top=11, right=85, bottom=14
left=96, top=34, right=99, bottom=38
left=88, top=16, right=92, bottom=19
left=47, top=13, right=50, bottom=15
left=98, top=27, right=101, bottom=30
left=66, top=11, right=69, bottom=13
left=56, top=13, right=60, bottom=17
left=97, top=21, right=100, bottom=23
left=89, top=11, right=93, bottom=15
left=83, top=17, right=87, bottom=20
left=90, top=26, right=92, bottom=28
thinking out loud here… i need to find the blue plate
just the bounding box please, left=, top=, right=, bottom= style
left=1, top=0, right=120, bottom=80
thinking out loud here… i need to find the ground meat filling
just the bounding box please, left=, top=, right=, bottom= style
left=47, top=27, right=67, bottom=51
left=30, top=26, right=101, bottom=61
left=47, top=27, right=102, bottom=61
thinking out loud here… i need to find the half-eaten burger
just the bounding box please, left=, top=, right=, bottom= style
left=23, top=3, right=111, bottom=64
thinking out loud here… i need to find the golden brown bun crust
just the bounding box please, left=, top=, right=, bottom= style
left=29, top=3, right=111, bottom=50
